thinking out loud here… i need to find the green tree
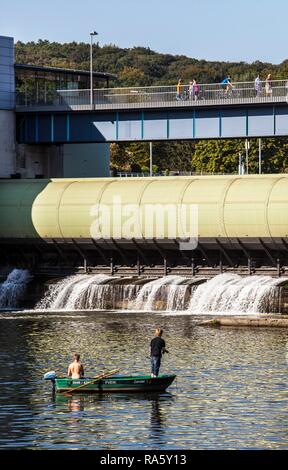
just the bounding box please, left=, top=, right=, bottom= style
left=192, top=138, right=288, bottom=174
left=110, top=143, right=129, bottom=170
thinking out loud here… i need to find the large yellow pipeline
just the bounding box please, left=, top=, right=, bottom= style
left=0, top=175, right=288, bottom=241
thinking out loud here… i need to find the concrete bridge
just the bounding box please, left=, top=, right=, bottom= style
left=16, top=80, right=288, bottom=144
left=2, top=34, right=288, bottom=180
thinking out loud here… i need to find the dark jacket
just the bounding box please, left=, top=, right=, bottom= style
left=150, top=337, right=166, bottom=357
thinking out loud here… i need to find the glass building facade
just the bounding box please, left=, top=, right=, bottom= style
left=15, top=64, right=116, bottom=106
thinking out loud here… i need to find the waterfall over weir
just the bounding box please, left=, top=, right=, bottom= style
left=0, top=269, right=32, bottom=309
left=189, top=274, right=287, bottom=314
left=0, top=268, right=287, bottom=313
left=134, top=276, right=193, bottom=312
left=36, top=273, right=288, bottom=315
left=36, top=274, right=140, bottom=311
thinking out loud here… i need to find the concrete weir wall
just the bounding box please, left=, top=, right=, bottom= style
left=0, top=36, right=16, bottom=177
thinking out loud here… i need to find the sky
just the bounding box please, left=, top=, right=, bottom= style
left=1, top=0, right=288, bottom=64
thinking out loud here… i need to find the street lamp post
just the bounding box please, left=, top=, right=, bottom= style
left=259, top=138, right=262, bottom=174
left=245, top=139, right=250, bottom=175
left=90, top=31, right=98, bottom=107
left=149, top=142, right=153, bottom=176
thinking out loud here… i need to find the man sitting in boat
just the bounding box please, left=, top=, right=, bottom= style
left=67, top=353, right=84, bottom=379
left=150, top=328, right=169, bottom=377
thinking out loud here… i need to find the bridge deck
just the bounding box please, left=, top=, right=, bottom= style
left=16, top=79, right=288, bottom=143
left=16, top=79, right=288, bottom=112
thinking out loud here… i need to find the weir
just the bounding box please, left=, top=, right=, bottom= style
left=1, top=175, right=288, bottom=276
left=0, top=269, right=32, bottom=308
left=1, top=269, right=288, bottom=315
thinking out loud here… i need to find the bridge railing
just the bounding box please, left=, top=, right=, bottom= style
left=16, top=79, right=288, bottom=108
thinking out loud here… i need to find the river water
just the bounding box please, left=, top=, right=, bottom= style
left=0, top=309, right=288, bottom=450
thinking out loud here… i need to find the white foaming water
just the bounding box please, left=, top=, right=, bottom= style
left=188, top=273, right=288, bottom=315
left=87, top=283, right=140, bottom=310
left=0, top=269, right=32, bottom=308
left=34, top=272, right=287, bottom=314
left=133, top=276, right=191, bottom=311
left=37, top=274, right=141, bottom=310
left=37, top=274, right=111, bottom=310
left=165, top=277, right=185, bottom=311
left=37, top=274, right=192, bottom=311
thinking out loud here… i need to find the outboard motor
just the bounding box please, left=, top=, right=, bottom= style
left=43, top=371, right=57, bottom=392
left=43, top=371, right=57, bottom=381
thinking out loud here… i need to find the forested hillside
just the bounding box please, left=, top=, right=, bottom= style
left=15, top=40, right=288, bottom=173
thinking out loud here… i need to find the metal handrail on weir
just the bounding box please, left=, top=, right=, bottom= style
left=16, top=79, right=288, bottom=109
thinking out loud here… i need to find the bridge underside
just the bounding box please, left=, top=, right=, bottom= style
left=1, top=237, right=288, bottom=277
left=16, top=103, right=288, bottom=144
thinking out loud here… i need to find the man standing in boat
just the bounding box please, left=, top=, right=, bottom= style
left=67, top=353, right=84, bottom=379
left=150, top=328, right=169, bottom=377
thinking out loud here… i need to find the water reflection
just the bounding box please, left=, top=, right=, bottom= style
left=149, top=394, right=168, bottom=446
left=53, top=393, right=85, bottom=412
left=0, top=310, right=288, bottom=449
left=52, top=391, right=173, bottom=447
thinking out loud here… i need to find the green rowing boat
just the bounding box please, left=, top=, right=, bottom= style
left=52, top=374, right=176, bottom=393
